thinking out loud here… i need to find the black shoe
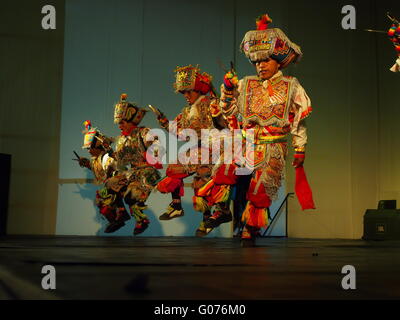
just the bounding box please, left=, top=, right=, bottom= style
left=134, top=219, right=150, bottom=235
left=204, top=210, right=232, bottom=228
left=104, top=221, right=125, bottom=233
left=159, top=205, right=184, bottom=221
left=240, top=226, right=257, bottom=247
left=195, top=221, right=213, bottom=237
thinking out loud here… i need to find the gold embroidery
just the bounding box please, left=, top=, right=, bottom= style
left=177, top=71, right=188, bottom=82
left=243, top=77, right=290, bottom=123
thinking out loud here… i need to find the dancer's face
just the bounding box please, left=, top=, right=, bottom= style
left=255, top=58, right=280, bottom=80
left=118, top=120, right=134, bottom=132
left=182, top=90, right=201, bottom=105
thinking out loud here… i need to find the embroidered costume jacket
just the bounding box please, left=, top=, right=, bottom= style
left=220, top=71, right=312, bottom=200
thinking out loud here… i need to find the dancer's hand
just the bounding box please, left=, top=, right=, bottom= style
left=209, top=100, right=221, bottom=116
left=223, top=71, right=238, bottom=90
left=292, top=157, right=304, bottom=168
left=78, top=157, right=91, bottom=168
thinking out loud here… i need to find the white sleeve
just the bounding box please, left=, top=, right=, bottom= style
left=101, top=153, right=115, bottom=171
left=290, top=79, right=312, bottom=149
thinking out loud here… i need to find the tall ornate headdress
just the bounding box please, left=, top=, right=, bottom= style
left=173, top=65, right=213, bottom=95
left=82, top=120, right=111, bottom=149
left=113, top=93, right=147, bottom=125
left=240, top=14, right=303, bottom=68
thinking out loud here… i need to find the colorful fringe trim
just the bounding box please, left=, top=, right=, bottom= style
left=210, top=185, right=231, bottom=205
left=192, top=196, right=210, bottom=213
left=197, top=179, right=214, bottom=197
left=197, top=180, right=231, bottom=206
left=241, top=201, right=268, bottom=229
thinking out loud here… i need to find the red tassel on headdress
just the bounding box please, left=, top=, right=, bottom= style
left=256, top=14, right=272, bottom=30
left=194, top=73, right=212, bottom=95
left=295, top=166, right=316, bottom=210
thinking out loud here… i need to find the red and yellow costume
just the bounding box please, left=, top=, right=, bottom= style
left=217, top=14, right=315, bottom=243
left=105, top=94, right=162, bottom=235
left=154, top=65, right=230, bottom=236
left=77, top=121, right=131, bottom=233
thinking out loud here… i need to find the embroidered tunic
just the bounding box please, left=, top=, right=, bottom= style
left=169, top=95, right=215, bottom=139
left=114, top=128, right=151, bottom=170
left=107, top=127, right=161, bottom=200
left=220, top=71, right=312, bottom=199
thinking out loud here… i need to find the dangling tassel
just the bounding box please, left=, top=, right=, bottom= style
left=241, top=201, right=268, bottom=228
left=295, top=166, right=316, bottom=210
left=192, top=196, right=210, bottom=213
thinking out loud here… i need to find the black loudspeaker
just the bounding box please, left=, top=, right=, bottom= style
left=0, top=154, right=11, bottom=236
left=378, top=200, right=397, bottom=210
left=363, top=209, right=400, bottom=240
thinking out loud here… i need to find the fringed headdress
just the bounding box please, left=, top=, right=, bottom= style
left=113, top=93, right=147, bottom=125
left=82, top=120, right=111, bottom=149
left=240, top=14, right=302, bottom=68
left=173, top=65, right=213, bottom=95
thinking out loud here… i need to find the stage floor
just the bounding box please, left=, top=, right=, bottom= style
left=0, top=236, right=399, bottom=300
